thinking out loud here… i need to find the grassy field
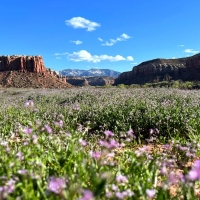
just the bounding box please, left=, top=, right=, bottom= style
left=0, top=87, right=200, bottom=199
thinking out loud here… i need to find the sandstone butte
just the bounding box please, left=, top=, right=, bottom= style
left=0, top=55, right=73, bottom=88
left=114, top=53, right=200, bottom=85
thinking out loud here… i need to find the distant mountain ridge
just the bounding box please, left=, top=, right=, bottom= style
left=59, top=68, right=121, bottom=77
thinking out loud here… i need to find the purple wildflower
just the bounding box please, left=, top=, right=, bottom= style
left=79, top=190, right=94, bottom=200
left=127, top=129, right=136, bottom=138
left=17, top=169, right=28, bottom=175
left=146, top=189, right=156, bottom=198
left=16, top=152, right=24, bottom=160
left=111, top=184, right=118, bottom=191
left=32, top=134, right=38, bottom=144
left=47, top=176, right=66, bottom=194
left=23, top=127, right=32, bottom=134
left=89, top=151, right=101, bottom=159
left=79, top=139, right=87, bottom=147
left=186, top=170, right=199, bottom=181
left=115, top=191, right=124, bottom=199
left=193, top=160, right=200, bottom=168
left=45, top=125, right=52, bottom=134
left=149, top=129, right=154, bottom=135
left=0, top=179, right=16, bottom=198
left=116, top=174, right=128, bottom=184
left=186, top=160, right=200, bottom=181
left=108, top=139, right=119, bottom=149
left=25, top=100, right=34, bottom=107
left=104, top=130, right=114, bottom=138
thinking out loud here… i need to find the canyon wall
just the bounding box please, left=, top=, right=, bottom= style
left=0, top=55, right=46, bottom=73
left=115, top=53, right=200, bottom=85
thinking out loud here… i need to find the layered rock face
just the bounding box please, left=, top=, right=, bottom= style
left=115, top=53, right=200, bottom=85
left=66, top=76, right=115, bottom=87
left=0, top=55, right=46, bottom=73
left=0, top=55, right=74, bottom=88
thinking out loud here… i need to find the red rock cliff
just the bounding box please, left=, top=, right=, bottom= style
left=0, top=55, right=46, bottom=73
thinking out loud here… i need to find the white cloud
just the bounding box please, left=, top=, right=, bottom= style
left=131, top=62, right=138, bottom=65
left=102, top=33, right=131, bottom=46
left=172, top=57, right=176, bottom=59
left=55, top=57, right=61, bottom=59
left=70, top=40, right=83, bottom=45
left=178, top=44, right=184, bottom=47
left=184, top=49, right=199, bottom=54
left=98, top=37, right=103, bottom=42
left=54, top=52, right=68, bottom=56
left=121, top=33, right=131, bottom=39
left=102, top=41, right=115, bottom=46
left=127, top=56, right=134, bottom=61
left=62, top=50, right=132, bottom=63
left=66, top=17, right=100, bottom=31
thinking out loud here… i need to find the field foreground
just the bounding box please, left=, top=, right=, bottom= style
left=1, top=88, right=200, bottom=199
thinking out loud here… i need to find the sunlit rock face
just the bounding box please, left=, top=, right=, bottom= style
left=114, top=53, right=200, bottom=85
left=0, top=55, right=46, bottom=73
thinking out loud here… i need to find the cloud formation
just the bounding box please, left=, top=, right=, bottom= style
left=178, top=45, right=184, bottom=47
left=66, top=17, right=100, bottom=31
left=102, top=33, right=131, bottom=46
left=55, top=50, right=133, bottom=63
left=70, top=40, right=83, bottom=45
left=98, top=37, right=103, bottom=42
left=184, top=49, right=199, bottom=54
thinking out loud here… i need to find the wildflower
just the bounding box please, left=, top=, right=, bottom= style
left=167, top=172, right=179, bottom=185
left=149, top=129, right=154, bottom=135
left=89, top=151, right=101, bottom=159
left=23, top=127, right=32, bottom=134
left=24, top=100, right=34, bottom=107
left=186, top=170, right=199, bottom=181
left=111, top=184, right=118, bottom=191
left=16, top=152, right=24, bottom=160
left=127, top=129, right=136, bottom=138
left=116, top=174, right=128, bottom=184
left=104, top=130, right=114, bottom=138
left=17, top=169, right=28, bottom=175
left=160, top=166, right=167, bottom=175
left=54, top=120, right=63, bottom=127
left=115, top=191, right=124, bottom=199
left=47, top=176, right=66, bottom=194
left=79, top=190, right=94, bottom=200
left=108, top=139, right=119, bottom=149
left=122, top=189, right=134, bottom=197
left=186, top=160, right=200, bottom=181
left=79, top=139, right=87, bottom=147
left=32, top=134, right=38, bottom=144
left=193, top=160, right=200, bottom=168
left=0, top=179, right=16, bottom=198
left=45, top=125, right=52, bottom=134
left=146, top=189, right=156, bottom=198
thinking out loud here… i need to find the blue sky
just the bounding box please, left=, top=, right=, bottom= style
left=0, top=0, right=200, bottom=72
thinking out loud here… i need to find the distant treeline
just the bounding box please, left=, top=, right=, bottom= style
left=102, top=81, right=200, bottom=89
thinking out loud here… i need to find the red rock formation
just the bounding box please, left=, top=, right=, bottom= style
left=0, top=55, right=46, bottom=73
left=114, top=53, right=200, bottom=85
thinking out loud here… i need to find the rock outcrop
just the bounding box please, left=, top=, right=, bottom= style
left=0, top=55, right=74, bottom=88
left=115, top=53, right=200, bottom=85
left=0, top=55, right=46, bottom=73
left=66, top=76, right=115, bottom=87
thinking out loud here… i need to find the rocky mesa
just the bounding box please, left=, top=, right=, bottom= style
left=0, top=55, right=46, bottom=73
left=114, top=53, right=200, bottom=85
left=0, top=55, right=73, bottom=88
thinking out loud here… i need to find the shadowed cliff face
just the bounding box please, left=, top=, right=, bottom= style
left=66, top=76, right=115, bottom=86
left=0, top=55, right=46, bottom=73
left=114, top=53, right=200, bottom=85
